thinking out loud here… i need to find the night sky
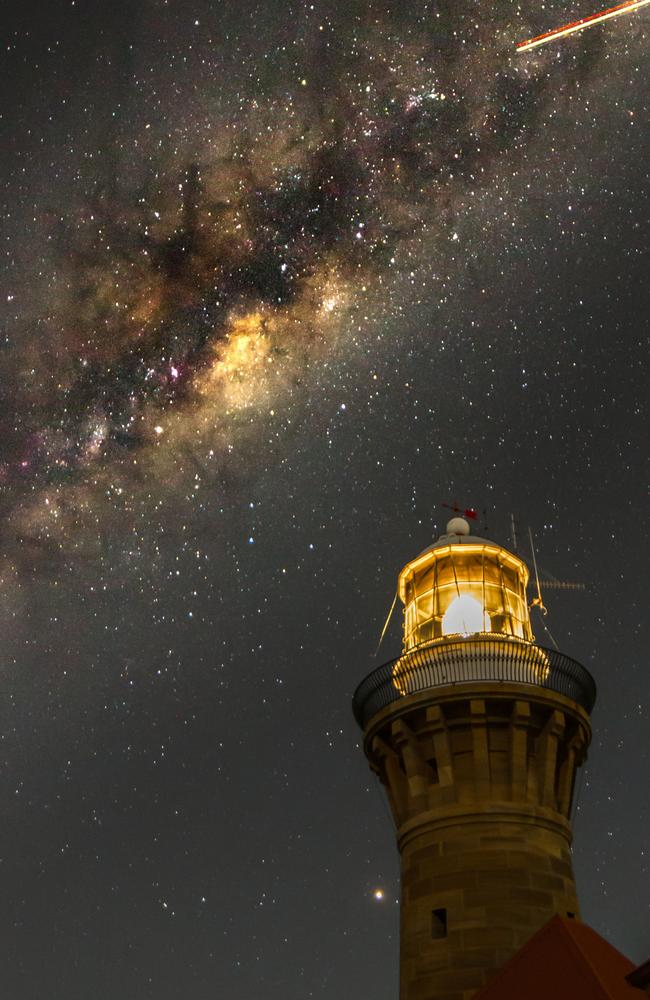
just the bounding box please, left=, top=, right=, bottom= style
left=1, top=0, right=649, bottom=997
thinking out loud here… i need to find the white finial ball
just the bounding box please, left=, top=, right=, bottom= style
left=446, top=516, right=471, bottom=536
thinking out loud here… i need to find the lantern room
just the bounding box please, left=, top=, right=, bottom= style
left=398, top=517, right=533, bottom=653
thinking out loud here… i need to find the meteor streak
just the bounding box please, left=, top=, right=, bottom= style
left=516, top=0, right=650, bottom=51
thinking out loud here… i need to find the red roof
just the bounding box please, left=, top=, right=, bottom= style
left=474, top=915, right=643, bottom=999
left=627, top=959, right=650, bottom=989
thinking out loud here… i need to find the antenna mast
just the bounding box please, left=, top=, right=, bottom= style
left=510, top=513, right=518, bottom=552
left=527, top=526, right=547, bottom=616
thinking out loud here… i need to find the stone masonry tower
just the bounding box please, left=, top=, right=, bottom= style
left=352, top=517, right=596, bottom=1000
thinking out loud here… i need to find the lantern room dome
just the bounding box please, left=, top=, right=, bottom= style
left=398, top=519, right=533, bottom=652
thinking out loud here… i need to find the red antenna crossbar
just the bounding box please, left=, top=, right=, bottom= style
left=442, top=502, right=478, bottom=520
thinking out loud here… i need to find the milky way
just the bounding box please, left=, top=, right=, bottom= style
left=3, top=2, right=649, bottom=998
left=2, top=1, right=604, bottom=575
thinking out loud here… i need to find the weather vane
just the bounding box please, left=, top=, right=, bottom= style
left=516, top=0, right=650, bottom=52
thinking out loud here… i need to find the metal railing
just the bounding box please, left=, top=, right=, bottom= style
left=352, top=638, right=596, bottom=729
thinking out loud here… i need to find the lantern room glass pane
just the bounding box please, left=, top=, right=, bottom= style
left=401, top=545, right=532, bottom=651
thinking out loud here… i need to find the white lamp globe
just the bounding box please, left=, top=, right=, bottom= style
left=442, top=594, right=490, bottom=636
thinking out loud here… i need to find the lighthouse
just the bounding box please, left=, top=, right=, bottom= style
left=353, top=517, right=596, bottom=1000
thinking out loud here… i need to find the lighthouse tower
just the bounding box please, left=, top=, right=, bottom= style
left=353, top=518, right=596, bottom=1000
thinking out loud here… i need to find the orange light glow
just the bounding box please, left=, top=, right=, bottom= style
left=398, top=542, right=533, bottom=652
left=516, top=0, right=650, bottom=52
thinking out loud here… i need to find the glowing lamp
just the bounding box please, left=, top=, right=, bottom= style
left=397, top=518, right=533, bottom=652
left=441, top=594, right=490, bottom=637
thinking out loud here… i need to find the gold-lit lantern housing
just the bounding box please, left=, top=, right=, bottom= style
left=398, top=517, right=533, bottom=653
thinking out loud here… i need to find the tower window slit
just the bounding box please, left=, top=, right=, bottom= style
left=431, top=908, right=447, bottom=939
